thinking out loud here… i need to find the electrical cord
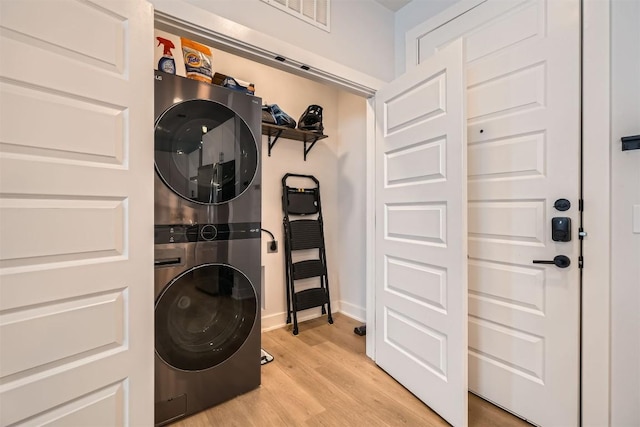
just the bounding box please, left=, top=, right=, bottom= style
left=260, top=228, right=275, bottom=240
left=260, top=228, right=277, bottom=252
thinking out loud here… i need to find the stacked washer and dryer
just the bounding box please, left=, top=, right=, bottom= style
left=153, top=71, right=262, bottom=426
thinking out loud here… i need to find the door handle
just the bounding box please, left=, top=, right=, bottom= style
left=154, top=257, right=181, bottom=266
left=532, top=255, right=571, bottom=268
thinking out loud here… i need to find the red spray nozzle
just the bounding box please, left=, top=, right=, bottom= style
left=157, top=37, right=176, bottom=56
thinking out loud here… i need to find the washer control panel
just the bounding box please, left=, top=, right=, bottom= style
left=200, top=224, right=218, bottom=241
left=154, top=222, right=261, bottom=244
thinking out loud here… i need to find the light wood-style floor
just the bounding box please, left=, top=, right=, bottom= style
left=171, top=314, right=531, bottom=426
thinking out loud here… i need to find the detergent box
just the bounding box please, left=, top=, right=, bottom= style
left=180, top=37, right=213, bottom=83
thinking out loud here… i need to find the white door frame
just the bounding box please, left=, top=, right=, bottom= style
left=151, top=1, right=612, bottom=423
left=580, top=1, right=611, bottom=425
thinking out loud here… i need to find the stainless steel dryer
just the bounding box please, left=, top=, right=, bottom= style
left=154, top=71, right=262, bottom=225
left=153, top=71, right=262, bottom=425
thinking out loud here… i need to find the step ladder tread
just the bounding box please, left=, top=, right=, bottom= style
left=292, top=259, right=326, bottom=280
left=294, top=287, right=329, bottom=311
left=289, top=219, right=324, bottom=250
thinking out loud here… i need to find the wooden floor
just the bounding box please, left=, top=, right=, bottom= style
left=171, top=314, right=531, bottom=427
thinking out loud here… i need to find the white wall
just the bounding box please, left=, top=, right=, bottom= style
left=336, top=90, right=368, bottom=321
left=181, top=0, right=396, bottom=82
left=610, top=0, right=640, bottom=423
left=394, top=0, right=462, bottom=77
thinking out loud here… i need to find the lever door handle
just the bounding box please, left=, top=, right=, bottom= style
left=532, top=255, right=571, bottom=268
left=154, top=257, right=181, bottom=266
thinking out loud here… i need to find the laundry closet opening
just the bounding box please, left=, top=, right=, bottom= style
left=153, top=20, right=370, bottom=334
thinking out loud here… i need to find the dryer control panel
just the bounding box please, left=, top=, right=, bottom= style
left=155, top=222, right=261, bottom=244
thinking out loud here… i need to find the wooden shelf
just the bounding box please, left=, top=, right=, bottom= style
left=262, top=123, right=328, bottom=161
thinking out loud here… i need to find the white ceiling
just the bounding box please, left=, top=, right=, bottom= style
left=373, top=0, right=413, bottom=12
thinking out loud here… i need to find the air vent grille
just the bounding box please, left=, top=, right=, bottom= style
left=261, top=0, right=330, bottom=31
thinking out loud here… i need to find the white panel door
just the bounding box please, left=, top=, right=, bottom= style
left=0, top=1, right=154, bottom=425
left=411, top=0, right=581, bottom=425
left=375, top=39, right=467, bottom=427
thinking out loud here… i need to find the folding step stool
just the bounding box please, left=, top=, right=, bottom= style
left=282, top=173, right=333, bottom=335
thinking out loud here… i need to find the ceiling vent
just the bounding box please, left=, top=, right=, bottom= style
left=261, top=0, right=330, bottom=32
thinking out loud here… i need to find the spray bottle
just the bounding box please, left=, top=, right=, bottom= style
left=156, top=37, right=176, bottom=74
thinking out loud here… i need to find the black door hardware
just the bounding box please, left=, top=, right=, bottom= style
left=533, top=255, right=571, bottom=268
left=552, top=217, right=572, bottom=242
left=622, top=135, right=640, bottom=151
left=553, top=199, right=571, bottom=211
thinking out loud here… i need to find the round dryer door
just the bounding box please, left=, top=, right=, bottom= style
left=154, top=99, right=258, bottom=205
left=155, top=263, right=257, bottom=371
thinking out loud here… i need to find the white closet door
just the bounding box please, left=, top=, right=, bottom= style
left=374, top=39, right=468, bottom=427
left=409, top=0, right=581, bottom=424
left=0, top=1, right=154, bottom=425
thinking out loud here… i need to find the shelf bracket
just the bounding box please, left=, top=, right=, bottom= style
left=262, top=123, right=327, bottom=160
left=267, top=129, right=284, bottom=156
left=303, top=136, right=320, bottom=161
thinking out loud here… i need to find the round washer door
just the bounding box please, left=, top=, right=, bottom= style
left=155, top=264, right=257, bottom=371
left=154, top=99, right=258, bottom=205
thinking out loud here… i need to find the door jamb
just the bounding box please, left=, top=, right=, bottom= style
left=365, top=97, right=376, bottom=359
left=581, top=0, right=611, bottom=425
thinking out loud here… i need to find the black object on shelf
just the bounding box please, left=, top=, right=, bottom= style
left=622, top=135, right=640, bottom=151
left=263, top=123, right=328, bottom=160
left=282, top=173, right=333, bottom=335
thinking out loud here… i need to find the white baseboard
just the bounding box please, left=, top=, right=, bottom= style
left=261, top=300, right=365, bottom=332
left=338, top=300, right=366, bottom=323
left=260, top=312, right=284, bottom=332
left=261, top=304, right=333, bottom=332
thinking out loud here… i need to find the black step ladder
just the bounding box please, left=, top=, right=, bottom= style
left=282, top=173, right=333, bottom=335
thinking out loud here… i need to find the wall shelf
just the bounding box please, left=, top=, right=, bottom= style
left=262, top=123, right=328, bottom=161
left=622, top=135, right=640, bottom=151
